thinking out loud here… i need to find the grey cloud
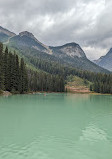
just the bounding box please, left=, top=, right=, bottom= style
left=0, top=0, right=112, bottom=60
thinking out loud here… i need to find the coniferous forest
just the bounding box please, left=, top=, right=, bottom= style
left=0, top=42, right=112, bottom=94
left=0, top=42, right=28, bottom=93
left=0, top=42, right=65, bottom=93
left=25, top=54, right=112, bottom=94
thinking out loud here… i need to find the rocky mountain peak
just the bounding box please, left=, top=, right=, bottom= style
left=65, top=42, right=79, bottom=47
left=58, top=42, right=86, bottom=58
left=19, top=31, right=35, bottom=39
left=18, top=31, right=52, bottom=55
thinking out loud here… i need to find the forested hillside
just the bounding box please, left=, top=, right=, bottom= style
left=9, top=33, right=109, bottom=73
left=0, top=41, right=112, bottom=94
left=0, top=42, right=65, bottom=93
left=28, top=55, right=112, bottom=94
left=0, top=43, right=28, bottom=93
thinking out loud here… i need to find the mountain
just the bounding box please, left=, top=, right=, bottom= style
left=0, top=26, right=109, bottom=73
left=50, top=43, right=86, bottom=58
left=9, top=31, right=52, bottom=54
left=49, top=43, right=108, bottom=73
left=94, top=48, right=112, bottom=71
left=0, top=26, right=16, bottom=43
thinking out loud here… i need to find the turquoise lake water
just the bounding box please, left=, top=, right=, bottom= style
left=0, top=93, right=112, bottom=159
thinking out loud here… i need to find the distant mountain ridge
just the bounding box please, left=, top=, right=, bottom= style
left=94, top=48, right=112, bottom=71
left=0, top=26, right=16, bottom=37
left=0, top=26, right=16, bottom=43
left=0, top=26, right=109, bottom=73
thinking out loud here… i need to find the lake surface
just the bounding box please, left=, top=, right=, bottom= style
left=0, top=93, right=112, bottom=159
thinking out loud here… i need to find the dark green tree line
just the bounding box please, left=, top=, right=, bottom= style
left=0, top=43, right=65, bottom=93
left=26, top=55, right=112, bottom=94
left=28, top=70, right=65, bottom=92
left=0, top=43, right=28, bottom=93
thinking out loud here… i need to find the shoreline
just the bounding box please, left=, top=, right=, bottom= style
left=0, top=90, right=65, bottom=96
left=0, top=90, right=112, bottom=97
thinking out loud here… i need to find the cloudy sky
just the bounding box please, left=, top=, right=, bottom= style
left=0, top=0, right=111, bottom=60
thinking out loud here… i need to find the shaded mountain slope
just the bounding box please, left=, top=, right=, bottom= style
left=94, top=48, right=112, bottom=71
left=0, top=26, right=109, bottom=73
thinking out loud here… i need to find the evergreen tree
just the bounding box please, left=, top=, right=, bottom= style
left=3, top=47, right=9, bottom=90
left=0, top=42, right=4, bottom=90
left=15, top=55, right=20, bottom=91
left=19, top=58, right=28, bottom=93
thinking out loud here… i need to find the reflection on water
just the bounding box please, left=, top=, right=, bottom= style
left=80, top=124, right=107, bottom=142
left=0, top=93, right=112, bottom=159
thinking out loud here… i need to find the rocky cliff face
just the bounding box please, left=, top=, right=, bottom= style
left=19, top=31, right=35, bottom=39
left=50, top=43, right=86, bottom=58
left=60, top=45, right=85, bottom=58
